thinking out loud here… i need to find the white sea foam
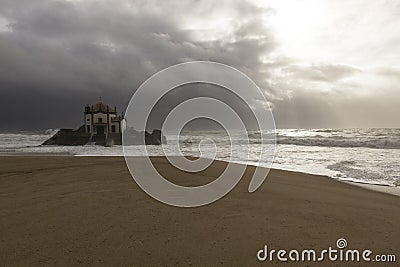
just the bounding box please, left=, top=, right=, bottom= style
left=1, top=128, right=400, bottom=187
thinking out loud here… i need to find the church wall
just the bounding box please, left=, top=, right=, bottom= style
left=84, top=114, right=91, bottom=133
left=110, top=122, right=120, bottom=133
left=92, top=113, right=116, bottom=124
left=93, top=113, right=107, bottom=124
left=85, top=112, right=120, bottom=134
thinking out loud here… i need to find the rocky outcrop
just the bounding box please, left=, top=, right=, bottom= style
left=122, top=128, right=167, bottom=145
left=42, top=126, right=90, bottom=146
left=146, top=129, right=167, bottom=145
left=42, top=126, right=166, bottom=146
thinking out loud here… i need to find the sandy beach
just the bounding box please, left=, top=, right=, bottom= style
left=0, top=156, right=399, bottom=266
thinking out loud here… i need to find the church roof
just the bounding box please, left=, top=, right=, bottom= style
left=85, top=101, right=117, bottom=113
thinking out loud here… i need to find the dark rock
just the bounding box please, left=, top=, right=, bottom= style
left=42, top=126, right=90, bottom=146
left=42, top=125, right=166, bottom=146
left=123, top=128, right=167, bottom=145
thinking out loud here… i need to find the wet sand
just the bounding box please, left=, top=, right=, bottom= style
left=0, top=156, right=399, bottom=266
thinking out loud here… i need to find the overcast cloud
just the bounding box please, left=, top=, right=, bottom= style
left=0, top=0, right=399, bottom=130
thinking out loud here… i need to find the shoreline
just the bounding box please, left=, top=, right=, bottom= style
left=1, top=153, right=399, bottom=197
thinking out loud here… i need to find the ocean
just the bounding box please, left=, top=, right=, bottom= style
left=1, top=128, right=399, bottom=187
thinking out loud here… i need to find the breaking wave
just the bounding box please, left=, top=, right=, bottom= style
left=277, top=136, right=400, bottom=149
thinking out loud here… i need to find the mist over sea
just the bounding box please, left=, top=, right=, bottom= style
left=1, top=128, right=399, bottom=187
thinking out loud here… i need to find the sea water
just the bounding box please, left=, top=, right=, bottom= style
left=1, top=128, right=399, bottom=187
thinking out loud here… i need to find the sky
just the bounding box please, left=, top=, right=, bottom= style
left=0, top=0, right=399, bottom=130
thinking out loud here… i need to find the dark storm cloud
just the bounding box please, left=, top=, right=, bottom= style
left=1, top=0, right=399, bottom=131
left=0, top=0, right=277, bottom=130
